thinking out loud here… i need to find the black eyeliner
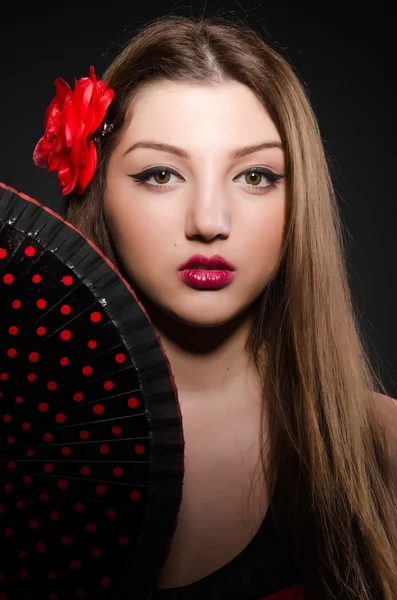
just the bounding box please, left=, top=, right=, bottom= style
left=239, top=166, right=284, bottom=183
left=129, top=166, right=181, bottom=182
left=129, top=165, right=284, bottom=185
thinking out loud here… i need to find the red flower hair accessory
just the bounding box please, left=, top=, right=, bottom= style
left=33, top=66, right=114, bottom=196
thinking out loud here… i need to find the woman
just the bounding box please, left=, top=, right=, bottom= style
left=33, top=13, right=397, bottom=600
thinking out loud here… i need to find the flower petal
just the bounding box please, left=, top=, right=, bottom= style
left=48, top=151, right=62, bottom=172
left=90, top=88, right=115, bottom=134
left=62, top=95, right=78, bottom=148
left=73, top=77, right=94, bottom=121
left=33, top=135, right=50, bottom=167
left=83, top=104, right=96, bottom=137
left=33, top=66, right=114, bottom=196
left=54, top=78, right=71, bottom=107
left=70, top=122, right=85, bottom=176
left=43, top=97, right=59, bottom=129
left=57, top=158, right=77, bottom=195
left=76, top=139, right=97, bottom=194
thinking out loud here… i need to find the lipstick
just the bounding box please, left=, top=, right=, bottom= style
left=178, top=254, right=236, bottom=289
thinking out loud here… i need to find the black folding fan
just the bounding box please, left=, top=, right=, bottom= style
left=0, top=182, right=185, bottom=600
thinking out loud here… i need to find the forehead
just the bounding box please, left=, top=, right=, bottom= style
left=122, top=80, right=281, bottom=146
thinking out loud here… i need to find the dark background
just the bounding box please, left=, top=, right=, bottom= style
left=1, top=1, right=396, bottom=396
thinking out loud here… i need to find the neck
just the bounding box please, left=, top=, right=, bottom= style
left=140, top=296, right=262, bottom=407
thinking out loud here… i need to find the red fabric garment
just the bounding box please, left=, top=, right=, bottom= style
left=259, top=583, right=304, bottom=599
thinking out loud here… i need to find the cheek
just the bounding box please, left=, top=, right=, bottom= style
left=109, top=209, right=164, bottom=269
left=104, top=191, right=178, bottom=288
left=238, top=197, right=286, bottom=282
left=105, top=173, right=179, bottom=246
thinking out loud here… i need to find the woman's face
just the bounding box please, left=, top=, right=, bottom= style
left=104, top=81, right=286, bottom=327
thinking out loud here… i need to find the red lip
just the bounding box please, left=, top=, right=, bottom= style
left=178, top=254, right=236, bottom=271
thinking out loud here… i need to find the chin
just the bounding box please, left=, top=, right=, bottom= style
left=127, top=279, right=253, bottom=330
left=161, top=299, right=250, bottom=329
left=172, top=312, right=235, bottom=328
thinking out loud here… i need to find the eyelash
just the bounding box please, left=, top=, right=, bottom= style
left=129, top=166, right=284, bottom=193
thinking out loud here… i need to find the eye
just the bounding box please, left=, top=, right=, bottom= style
left=129, top=167, right=181, bottom=190
left=129, top=165, right=284, bottom=192
left=234, top=167, right=283, bottom=189
left=147, top=169, right=177, bottom=185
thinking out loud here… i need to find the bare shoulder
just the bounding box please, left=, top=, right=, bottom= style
left=373, top=392, right=397, bottom=486
left=373, top=392, right=397, bottom=433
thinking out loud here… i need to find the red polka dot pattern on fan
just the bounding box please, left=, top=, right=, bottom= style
left=0, top=234, right=147, bottom=591
left=0, top=184, right=183, bottom=600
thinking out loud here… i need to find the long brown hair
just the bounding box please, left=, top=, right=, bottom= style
left=65, top=13, right=397, bottom=599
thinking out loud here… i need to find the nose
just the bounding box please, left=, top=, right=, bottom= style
left=184, top=188, right=231, bottom=242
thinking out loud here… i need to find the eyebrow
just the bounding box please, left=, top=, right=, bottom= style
left=122, top=140, right=284, bottom=160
